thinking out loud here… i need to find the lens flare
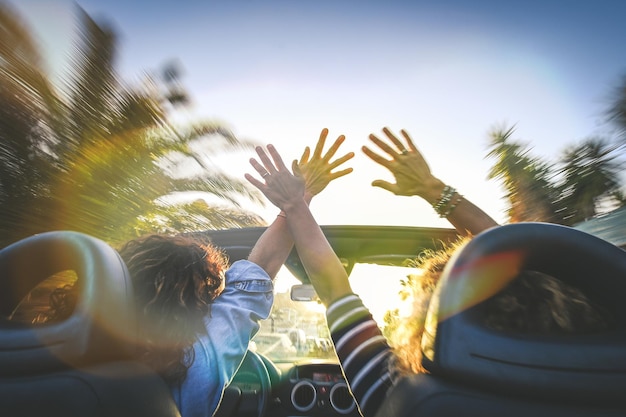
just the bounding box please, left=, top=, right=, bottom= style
left=422, top=249, right=526, bottom=361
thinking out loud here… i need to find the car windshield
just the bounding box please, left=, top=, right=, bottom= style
left=250, top=263, right=419, bottom=362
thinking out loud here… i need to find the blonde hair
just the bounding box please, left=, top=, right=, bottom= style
left=391, top=238, right=469, bottom=376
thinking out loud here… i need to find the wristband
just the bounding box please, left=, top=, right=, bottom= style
left=432, top=186, right=462, bottom=217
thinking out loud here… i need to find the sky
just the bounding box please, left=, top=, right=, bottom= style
left=11, top=0, right=626, bottom=228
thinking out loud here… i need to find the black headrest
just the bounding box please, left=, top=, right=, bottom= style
left=0, top=231, right=138, bottom=376
left=421, top=222, right=626, bottom=406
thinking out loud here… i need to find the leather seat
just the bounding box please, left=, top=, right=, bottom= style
left=0, top=231, right=180, bottom=417
left=376, top=223, right=626, bottom=417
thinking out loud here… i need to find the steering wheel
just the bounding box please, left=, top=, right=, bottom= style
left=215, top=350, right=271, bottom=417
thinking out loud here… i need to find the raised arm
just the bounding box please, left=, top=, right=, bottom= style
left=363, top=127, right=498, bottom=236
left=246, top=129, right=354, bottom=279
left=245, top=144, right=353, bottom=306
left=247, top=143, right=396, bottom=417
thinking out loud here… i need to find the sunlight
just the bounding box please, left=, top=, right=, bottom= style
left=273, top=264, right=420, bottom=324
left=274, top=266, right=300, bottom=293
left=302, top=300, right=326, bottom=314
left=347, top=263, right=421, bottom=324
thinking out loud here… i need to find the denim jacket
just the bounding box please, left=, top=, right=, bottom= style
left=170, top=259, right=274, bottom=417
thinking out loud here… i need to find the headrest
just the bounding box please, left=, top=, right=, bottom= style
left=0, top=231, right=138, bottom=377
left=421, top=222, right=626, bottom=406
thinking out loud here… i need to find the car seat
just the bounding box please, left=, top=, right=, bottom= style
left=0, top=231, right=180, bottom=417
left=375, top=222, right=626, bottom=417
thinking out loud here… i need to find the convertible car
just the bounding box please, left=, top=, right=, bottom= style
left=1, top=223, right=626, bottom=417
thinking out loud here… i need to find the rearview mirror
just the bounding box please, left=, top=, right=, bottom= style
left=290, top=284, right=320, bottom=302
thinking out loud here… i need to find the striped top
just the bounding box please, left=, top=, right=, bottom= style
left=326, top=293, right=394, bottom=417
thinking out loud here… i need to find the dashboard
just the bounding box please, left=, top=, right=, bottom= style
left=272, top=361, right=358, bottom=417
left=222, top=355, right=360, bottom=417
left=302, top=368, right=345, bottom=384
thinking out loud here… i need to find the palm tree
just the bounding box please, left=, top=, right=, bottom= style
left=0, top=4, right=263, bottom=247
left=556, top=138, right=625, bottom=225
left=486, top=126, right=561, bottom=223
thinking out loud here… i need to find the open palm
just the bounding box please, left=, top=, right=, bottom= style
left=297, top=128, right=354, bottom=200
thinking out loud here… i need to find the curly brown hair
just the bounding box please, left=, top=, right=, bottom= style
left=40, top=234, right=228, bottom=386
left=119, top=234, right=228, bottom=385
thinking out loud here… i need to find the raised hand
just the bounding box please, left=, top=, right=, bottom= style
left=245, top=144, right=305, bottom=211
left=363, top=127, right=498, bottom=235
left=246, top=145, right=353, bottom=307
left=297, top=128, right=354, bottom=201
left=362, top=127, right=443, bottom=202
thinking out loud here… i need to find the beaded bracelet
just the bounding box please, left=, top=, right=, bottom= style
left=432, top=186, right=463, bottom=218
left=441, top=194, right=463, bottom=217
left=432, top=186, right=456, bottom=216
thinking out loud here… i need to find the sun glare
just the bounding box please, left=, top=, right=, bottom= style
left=273, top=263, right=420, bottom=324
left=346, top=263, right=420, bottom=323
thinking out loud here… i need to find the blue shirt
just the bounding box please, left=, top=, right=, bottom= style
left=170, top=260, right=274, bottom=417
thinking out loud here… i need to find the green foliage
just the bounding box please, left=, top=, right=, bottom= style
left=486, top=126, right=561, bottom=223
left=381, top=308, right=402, bottom=343
left=557, top=138, right=625, bottom=224
left=0, top=3, right=263, bottom=247
left=607, top=74, right=626, bottom=140
left=122, top=200, right=264, bottom=246
left=486, top=125, right=625, bottom=225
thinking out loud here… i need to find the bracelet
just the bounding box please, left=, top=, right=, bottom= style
left=432, top=186, right=463, bottom=218
left=277, top=212, right=286, bottom=219
left=442, top=194, right=463, bottom=217
left=432, top=186, right=455, bottom=215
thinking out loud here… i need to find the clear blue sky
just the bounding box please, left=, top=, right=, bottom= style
left=13, top=0, right=626, bottom=227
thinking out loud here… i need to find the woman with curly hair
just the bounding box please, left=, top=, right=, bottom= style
left=39, top=128, right=355, bottom=417
left=118, top=234, right=229, bottom=386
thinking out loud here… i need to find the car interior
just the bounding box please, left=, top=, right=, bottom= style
left=1, top=223, right=626, bottom=417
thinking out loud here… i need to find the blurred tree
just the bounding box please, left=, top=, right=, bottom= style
left=556, top=138, right=625, bottom=224
left=381, top=308, right=401, bottom=342
left=607, top=73, right=626, bottom=141
left=486, top=126, right=561, bottom=223
left=0, top=2, right=61, bottom=244
left=382, top=274, right=413, bottom=344
left=0, top=4, right=263, bottom=247
left=485, top=126, right=625, bottom=226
